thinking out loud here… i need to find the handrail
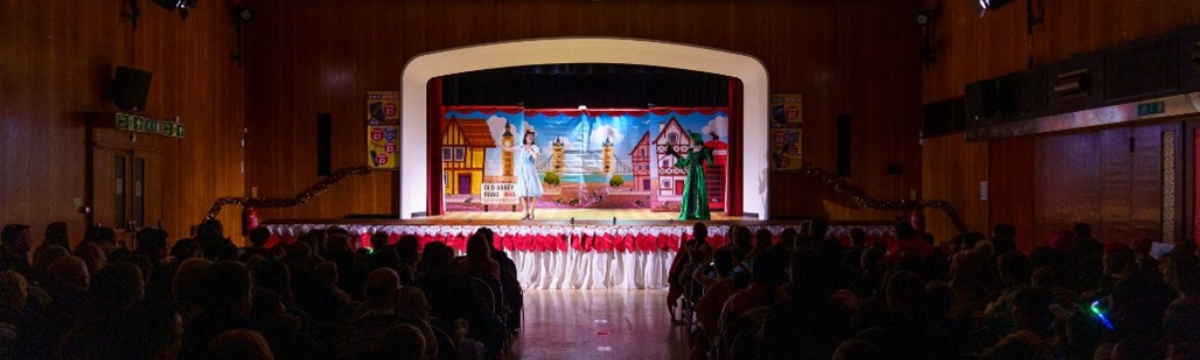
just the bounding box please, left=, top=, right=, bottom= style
left=794, top=165, right=970, bottom=233
left=203, top=166, right=374, bottom=221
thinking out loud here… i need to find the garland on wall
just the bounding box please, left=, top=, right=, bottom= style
left=204, top=166, right=374, bottom=221
left=795, top=165, right=970, bottom=233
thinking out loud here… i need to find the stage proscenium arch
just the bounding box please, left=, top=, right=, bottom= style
left=400, top=38, right=769, bottom=219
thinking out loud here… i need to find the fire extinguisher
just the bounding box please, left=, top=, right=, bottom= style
left=243, top=206, right=259, bottom=235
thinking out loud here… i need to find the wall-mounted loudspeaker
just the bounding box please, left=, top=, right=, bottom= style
left=964, top=79, right=998, bottom=122
left=112, top=67, right=152, bottom=111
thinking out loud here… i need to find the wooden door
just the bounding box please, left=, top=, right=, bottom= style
left=91, top=148, right=129, bottom=229
left=675, top=180, right=684, bottom=196
left=459, top=174, right=472, bottom=195
left=86, top=114, right=170, bottom=234
left=91, top=148, right=164, bottom=230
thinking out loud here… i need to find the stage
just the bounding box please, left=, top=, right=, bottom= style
left=262, top=215, right=895, bottom=290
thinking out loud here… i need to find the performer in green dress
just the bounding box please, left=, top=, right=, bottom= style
left=666, top=132, right=715, bottom=220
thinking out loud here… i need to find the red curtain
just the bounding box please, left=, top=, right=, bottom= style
left=427, top=78, right=444, bottom=216
left=727, top=78, right=744, bottom=217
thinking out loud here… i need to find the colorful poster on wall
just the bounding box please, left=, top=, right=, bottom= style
left=367, top=125, right=399, bottom=169
left=367, top=91, right=400, bottom=125
left=769, top=94, right=803, bottom=170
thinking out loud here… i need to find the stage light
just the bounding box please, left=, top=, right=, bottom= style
left=578, top=105, right=588, bottom=112
left=151, top=0, right=198, bottom=19
left=972, top=0, right=1017, bottom=17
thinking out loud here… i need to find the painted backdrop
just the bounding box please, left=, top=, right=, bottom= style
left=441, top=107, right=729, bottom=212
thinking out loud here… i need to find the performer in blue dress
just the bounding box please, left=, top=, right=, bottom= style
left=506, top=130, right=543, bottom=220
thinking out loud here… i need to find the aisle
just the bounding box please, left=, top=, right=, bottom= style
left=510, top=289, right=690, bottom=360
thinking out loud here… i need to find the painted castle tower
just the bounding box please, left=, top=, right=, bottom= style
left=602, top=137, right=614, bottom=174
left=501, top=121, right=514, bottom=177
left=552, top=136, right=566, bottom=174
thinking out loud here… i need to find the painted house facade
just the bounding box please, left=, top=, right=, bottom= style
left=630, top=131, right=651, bottom=191
left=653, top=117, right=691, bottom=201
left=441, top=117, right=496, bottom=195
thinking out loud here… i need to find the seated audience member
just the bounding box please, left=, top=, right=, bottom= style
left=205, top=329, right=276, bottom=360
left=296, top=261, right=357, bottom=324
left=32, top=222, right=69, bottom=275
left=759, top=249, right=851, bottom=360
left=832, top=339, right=884, bottom=360
left=30, top=245, right=69, bottom=285
left=381, top=324, right=428, bottom=360
left=842, top=228, right=868, bottom=278
left=180, top=260, right=255, bottom=360
left=0, top=224, right=33, bottom=277
left=73, top=242, right=108, bottom=277
left=694, top=248, right=736, bottom=339
left=885, top=221, right=933, bottom=262
left=86, top=225, right=124, bottom=257
left=339, top=268, right=437, bottom=360
left=325, top=232, right=368, bottom=301
left=59, top=262, right=179, bottom=360
left=458, top=234, right=499, bottom=281
left=475, top=227, right=521, bottom=333
left=717, top=246, right=789, bottom=359
left=249, top=288, right=304, bottom=360
left=136, top=227, right=174, bottom=309
left=284, top=241, right=322, bottom=281
left=981, top=331, right=1053, bottom=360
left=395, top=235, right=420, bottom=284
left=727, top=226, right=753, bottom=264
left=196, top=220, right=238, bottom=261
left=667, top=222, right=712, bottom=318
left=242, top=227, right=273, bottom=262
left=174, top=257, right=214, bottom=325
left=415, top=242, right=503, bottom=358
left=855, top=271, right=950, bottom=360
left=0, top=270, right=29, bottom=353
left=1093, top=270, right=1173, bottom=360
left=29, top=256, right=91, bottom=352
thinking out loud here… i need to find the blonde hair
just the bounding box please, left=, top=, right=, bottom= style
left=0, top=271, right=28, bottom=309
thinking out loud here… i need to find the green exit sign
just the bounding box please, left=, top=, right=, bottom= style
left=1137, top=101, right=1165, bottom=117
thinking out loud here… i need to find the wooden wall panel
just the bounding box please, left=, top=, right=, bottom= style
left=1033, top=130, right=1101, bottom=247
left=1029, top=124, right=1172, bottom=247
left=244, top=0, right=924, bottom=223
left=921, top=0, right=1200, bottom=244
left=922, top=134, right=989, bottom=244
left=1, top=0, right=246, bottom=245
left=988, top=137, right=1035, bottom=251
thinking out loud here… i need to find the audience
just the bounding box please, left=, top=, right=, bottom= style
left=4, top=216, right=1200, bottom=360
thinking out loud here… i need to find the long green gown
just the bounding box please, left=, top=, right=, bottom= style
left=674, top=145, right=714, bottom=220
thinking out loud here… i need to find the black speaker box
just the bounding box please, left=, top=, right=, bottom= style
left=836, top=115, right=851, bottom=177
left=112, top=67, right=152, bottom=111
left=964, top=79, right=997, bottom=123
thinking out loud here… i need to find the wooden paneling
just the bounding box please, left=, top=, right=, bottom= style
left=244, top=0, right=924, bottom=222
left=921, top=0, right=1200, bottom=243
left=1, top=0, right=245, bottom=245
left=1030, top=124, right=1175, bottom=247
left=922, top=134, right=989, bottom=244
left=988, top=136, right=1035, bottom=251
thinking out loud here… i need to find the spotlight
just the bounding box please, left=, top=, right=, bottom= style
left=151, top=0, right=198, bottom=19
left=971, top=0, right=1016, bottom=17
